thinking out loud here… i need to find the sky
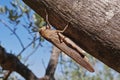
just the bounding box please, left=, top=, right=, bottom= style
left=0, top=0, right=53, bottom=79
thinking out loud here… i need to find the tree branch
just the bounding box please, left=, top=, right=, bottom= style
left=0, top=46, right=39, bottom=80
left=23, top=0, right=120, bottom=73
left=40, top=46, right=61, bottom=80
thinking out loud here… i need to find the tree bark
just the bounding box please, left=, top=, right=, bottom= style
left=23, top=0, right=120, bottom=73
left=0, top=46, right=39, bottom=80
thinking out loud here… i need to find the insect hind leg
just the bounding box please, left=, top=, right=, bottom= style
left=56, top=21, right=71, bottom=43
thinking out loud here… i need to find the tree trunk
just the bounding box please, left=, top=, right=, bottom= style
left=23, top=0, right=120, bottom=73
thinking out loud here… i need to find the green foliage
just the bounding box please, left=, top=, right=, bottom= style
left=33, top=13, right=46, bottom=28
left=0, top=6, right=7, bottom=14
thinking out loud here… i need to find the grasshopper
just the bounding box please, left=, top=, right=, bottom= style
left=39, top=12, right=94, bottom=72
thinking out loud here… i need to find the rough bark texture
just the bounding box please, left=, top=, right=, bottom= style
left=23, top=0, right=120, bottom=73
left=0, top=46, right=39, bottom=80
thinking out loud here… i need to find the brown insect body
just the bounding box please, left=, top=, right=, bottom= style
left=39, top=27, right=94, bottom=72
